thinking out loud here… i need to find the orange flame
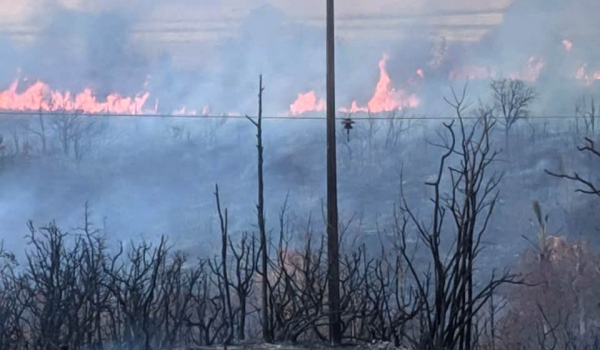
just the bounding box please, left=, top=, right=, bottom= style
left=0, top=79, right=151, bottom=114
left=172, top=106, right=211, bottom=116
left=516, top=56, right=545, bottom=82
left=574, top=64, right=600, bottom=85
left=8, top=39, right=600, bottom=120
left=288, top=55, right=419, bottom=116
left=562, top=39, right=573, bottom=52
left=360, top=54, right=420, bottom=112
left=289, top=91, right=325, bottom=116
left=408, top=68, right=425, bottom=87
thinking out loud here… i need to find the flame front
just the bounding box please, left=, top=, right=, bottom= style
left=341, top=54, right=420, bottom=113
left=363, top=55, right=420, bottom=112
left=517, top=56, right=546, bottom=82
left=575, top=64, right=600, bottom=85
left=290, top=54, right=420, bottom=116
left=172, top=106, right=211, bottom=116
left=0, top=80, right=151, bottom=114
left=1, top=41, right=599, bottom=119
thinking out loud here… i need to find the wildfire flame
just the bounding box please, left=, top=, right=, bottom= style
left=289, top=91, right=326, bottom=116
left=562, top=39, right=573, bottom=52
left=517, top=56, right=546, bottom=82
left=173, top=106, right=211, bottom=116
left=290, top=54, right=420, bottom=116
left=342, top=54, right=420, bottom=113
left=575, top=64, right=600, bottom=85
left=0, top=80, right=151, bottom=114
left=1, top=41, right=599, bottom=119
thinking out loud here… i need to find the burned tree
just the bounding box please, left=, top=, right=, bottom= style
left=545, top=137, right=600, bottom=197
left=51, top=110, right=106, bottom=162
left=21, top=221, right=75, bottom=350
left=0, top=242, right=25, bottom=350
left=397, top=86, right=519, bottom=350
left=20, top=110, right=48, bottom=154
left=103, top=237, right=168, bottom=350
left=187, top=260, right=227, bottom=347
left=52, top=111, right=82, bottom=158
left=575, top=96, right=597, bottom=135
left=157, top=251, right=200, bottom=349
left=246, top=75, right=270, bottom=342
left=490, top=78, right=537, bottom=148
left=228, top=232, right=257, bottom=341
left=210, top=184, right=234, bottom=344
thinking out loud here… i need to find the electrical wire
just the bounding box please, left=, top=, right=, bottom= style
left=0, top=110, right=587, bottom=121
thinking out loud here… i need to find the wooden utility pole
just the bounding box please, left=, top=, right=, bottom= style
left=326, top=0, right=342, bottom=345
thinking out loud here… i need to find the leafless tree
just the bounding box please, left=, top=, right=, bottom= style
left=490, top=79, right=537, bottom=148
left=187, top=260, right=227, bottom=346
left=21, top=110, right=48, bottom=154
left=575, top=96, right=597, bottom=135
left=103, top=237, right=167, bottom=350
left=50, top=110, right=106, bottom=162
left=10, top=126, right=20, bottom=155
left=0, top=242, right=25, bottom=350
left=169, top=124, right=192, bottom=143
left=156, top=251, right=199, bottom=349
left=246, top=75, right=270, bottom=342
left=267, top=216, right=329, bottom=342
left=383, top=109, right=413, bottom=149
left=228, top=232, right=257, bottom=340
left=205, top=118, right=227, bottom=148
left=210, top=184, right=234, bottom=345
left=397, top=86, right=520, bottom=350
left=0, top=135, right=6, bottom=168
left=545, top=137, right=600, bottom=197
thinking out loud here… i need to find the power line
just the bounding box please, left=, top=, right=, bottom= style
left=0, top=110, right=588, bottom=121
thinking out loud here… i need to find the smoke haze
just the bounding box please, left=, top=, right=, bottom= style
left=0, top=0, right=599, bottom=269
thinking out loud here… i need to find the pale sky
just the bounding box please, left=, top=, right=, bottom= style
left=0, top=0, right=514, bottom=68
left=0, top=0, right=513, bottom=39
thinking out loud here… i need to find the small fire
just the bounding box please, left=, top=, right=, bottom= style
left=358, top=54, right=420, bottom=113
left=574, top=64, right=600, bottom=85
left=518, top=56, right=545, bottom=82
left=289, top=91, right=326, bottom=116
left=562, top=39, right=573, bottom=52
left=575, top=65, right=585, bottom=80
left=289, top=55, right=420, bottom=116
left=172, top=106, right=211, bottom=116
left=408, top=68, right=425, bottom=86
left=0, top=79, right=151, bottom=114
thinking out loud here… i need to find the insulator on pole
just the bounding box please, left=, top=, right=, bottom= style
left=341, top=117, right=355, bottom=142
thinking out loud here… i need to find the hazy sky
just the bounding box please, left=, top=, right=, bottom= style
left=0, top=0, right=513, bottom=67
